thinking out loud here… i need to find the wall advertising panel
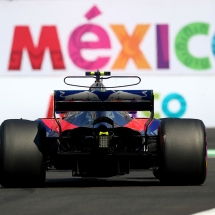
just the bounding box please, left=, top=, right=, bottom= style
left=0, top=75, right=214, bottom=127
left=0, top=0, right=215, bottom=75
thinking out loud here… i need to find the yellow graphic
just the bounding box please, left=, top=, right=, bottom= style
left=99, top=131, right=109, bottom=135
left=90, top=71, right=104, bottom=75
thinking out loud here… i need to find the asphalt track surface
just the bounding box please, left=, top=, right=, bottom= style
left=0, top=129, right=214, bottom=215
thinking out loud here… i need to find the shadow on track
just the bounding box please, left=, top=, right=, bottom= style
left=45, top=177, right=160, bottom=188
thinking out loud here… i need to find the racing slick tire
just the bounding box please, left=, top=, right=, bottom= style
left=0, top=119, right=46, bottom=187
left=158, top=118, right=207, bottom=185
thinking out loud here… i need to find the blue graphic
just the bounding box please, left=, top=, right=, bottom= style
left=162, top=93, right=187, bottom=117
left=212, top=34, right=215, bottom=56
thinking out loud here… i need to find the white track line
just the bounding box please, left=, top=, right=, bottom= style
left=191, top=208, right=215, bottom=215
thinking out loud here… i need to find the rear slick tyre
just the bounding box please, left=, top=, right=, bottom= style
left=0, top=119, right=46, bottom=187
left=158, top=118, right=207, bottom=185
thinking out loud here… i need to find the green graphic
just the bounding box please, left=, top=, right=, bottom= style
left=142, top=93, right=160, bottom=118
left=175, top=22, right=211, bottom=70
left=208, top=149, right=215, bottom=157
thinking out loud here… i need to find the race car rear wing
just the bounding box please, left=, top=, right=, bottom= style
left=54, top=90, right=154, bottom=112
left=54, top=72, right=154, bottom=139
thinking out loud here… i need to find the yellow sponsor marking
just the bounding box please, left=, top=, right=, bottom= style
left=99, top=131, right=109, bottom=136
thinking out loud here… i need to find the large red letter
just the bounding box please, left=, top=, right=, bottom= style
left=46, top=95, right=54, bottom=118
left=8, top=26, right=65, bottom=70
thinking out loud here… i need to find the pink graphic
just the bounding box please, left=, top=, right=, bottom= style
left=68, top=6, right=111, bottom=70
left=68, top=24, right=110, bottom=70
left=85, top=5, right=101, bottom=20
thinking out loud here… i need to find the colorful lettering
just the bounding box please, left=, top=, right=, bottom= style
left=8, top=26, right=65, bottom=70
left=162, top=93, right=186, bottom=117
left=68, top=24, right=111, bottom=70
left=175, top=22, right=211, bottom=70
left=142, top=93, right=161, bottom=118
left=212, top=34, right=215, bottom=57
left=156, top=25, right=169, bottom=69
left=111, top=25, right=151, bottom=69
left=46, top=95, right=54, bottom=118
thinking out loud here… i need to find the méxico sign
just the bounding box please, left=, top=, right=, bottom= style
left=1, top=1, right=215, bottom=75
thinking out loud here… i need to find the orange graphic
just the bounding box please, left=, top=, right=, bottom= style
left=111, top=25, right=151, bottom=69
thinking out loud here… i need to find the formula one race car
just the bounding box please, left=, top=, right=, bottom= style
left=0, top=71, right=207, bottom=187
